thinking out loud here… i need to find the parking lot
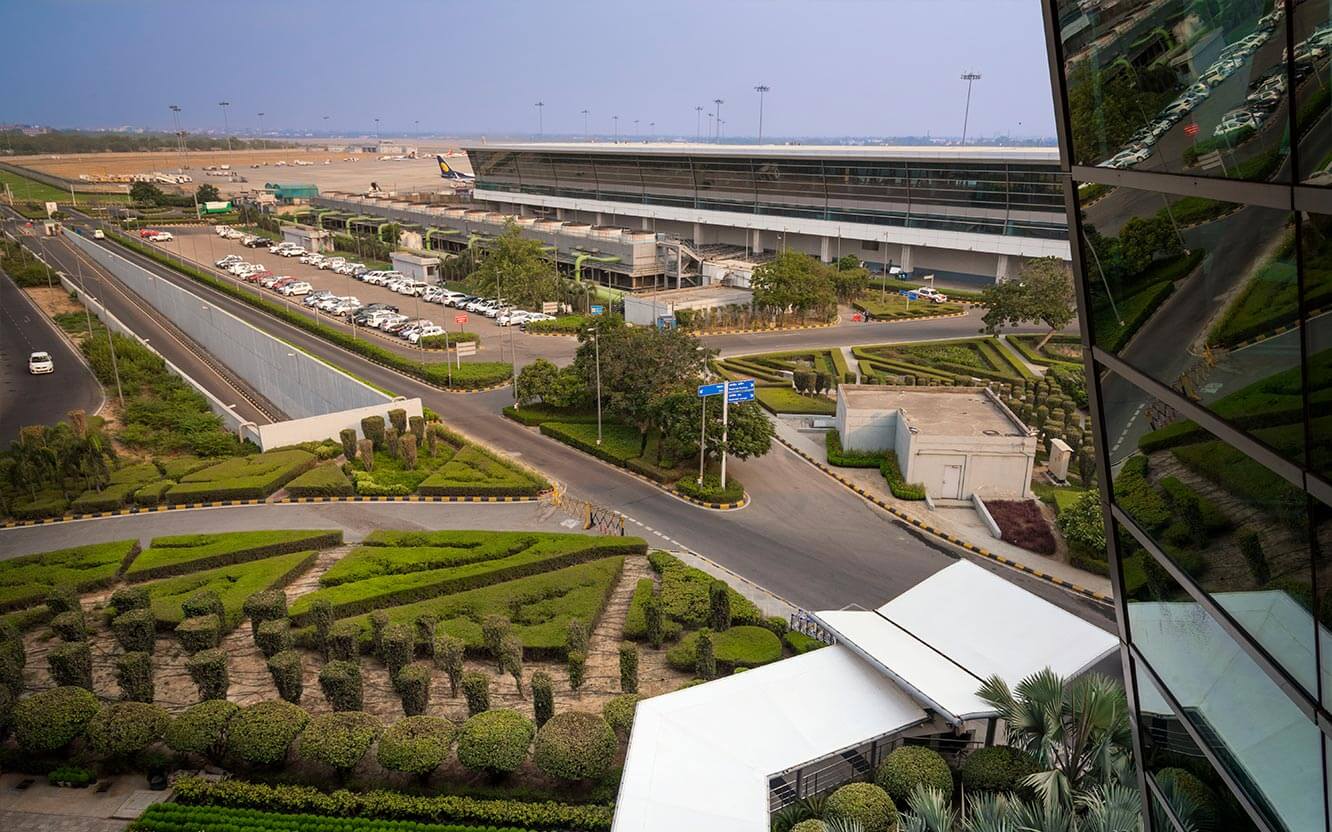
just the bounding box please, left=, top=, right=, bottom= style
left=149, top=226, right=579, bottom=366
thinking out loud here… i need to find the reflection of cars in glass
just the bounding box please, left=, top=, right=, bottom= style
left=1213, top=111, right=1260, bottom=138
left=1099, top=146, right=1151, bottom=169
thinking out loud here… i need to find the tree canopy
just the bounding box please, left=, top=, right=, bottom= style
left=195, top=183, right=221, bottom=203
left=467, top=220, right=561, bottom=309
left=980, top=257, right=1076, bottom=347
left=750, top=251, right=838, bottom=317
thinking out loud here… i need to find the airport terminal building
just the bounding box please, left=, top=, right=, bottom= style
left=464, top=142, right=1070, bottom=285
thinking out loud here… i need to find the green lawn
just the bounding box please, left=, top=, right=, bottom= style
left=756, top=386, right=836, bottom=414
left=144, top=550, right=317, bottom=630
left=0, top=540, right=138, bottom=612
left=126, top=530, right=341, bottom=581
left=854, top=336, right=1034, bottom=384
left=0, top=169, right=130, bottom=204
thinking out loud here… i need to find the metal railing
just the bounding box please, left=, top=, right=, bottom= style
left=544, top=481, right=626, bottom=536
left=788, top=610, right=837, bottom=645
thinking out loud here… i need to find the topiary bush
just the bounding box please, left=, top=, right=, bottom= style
left=186, top=648, right=229, bottom=701
left=415, top=613, right=438, bottom=656
left=381, top=623, right=414, bottom=678
left=369, top=610, right=390, bottom=656
left=708, top=580, right=731, bottom=630
left=435, top=632, right=464, bottom=695
left=44, top=585, right=79, bottom=616
left=875, top=745, right=954, bottom=804
left=339, top=428, right=357, bottom=460
left=531, top=671, right=554, bottom=728
left=327, top=619, right=360, bottom=661
left=790, top=821, right=827, bottom=832
left=619, top=642, right=639, bottom=693
left=255, top=618, right=294, bottom=658
left=456, top=709, right=535, bottom=776
left=176, top=614, right=221, bottom=653
left=959, top=745, right=1040, bottom=795
left=377, top=715, right=455, bottom=778
left=567, top=650, right=586, bottom=691
left=14, top=686, right=100, bottom=754
left=112, top=608, right=157, bottom=653
left=695, top=630, right=715, bottom=679
left=49, top=641, right=93, bottom=689
left=109, top=585, right=150, bottom=613
left=825, top=782, right=898, bottom=832
left=319, top=660, right=363, bottom=711
left=310, top=598, right=335, bottom=657
left=165, top=699, right=238, bottom=761
left=396, top=664, right=431, bottom=716
left=361, top=415, right=385, bottom=449
left=181, top=589, right=225, bottom=622
left=534, top=711, right=617, bottom=782
left=227, top=700, right=309, bottom=766
left=462, top=671, right=490, bottom=716
left=87, top=701, right=170, bottom=758
left=115, top=651, right=154, bottom=703
left=603, top=693, right=640, bottom=738
left=267, top=649, right=303, bottom=704
left=299, top=711, right=381, bottom=773
left=50, top=609, right=87, bottom=642
left=242, top=589, right=287, bottom=638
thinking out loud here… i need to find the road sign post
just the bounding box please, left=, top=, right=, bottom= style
left=721, top=381, right=729, bottom=489
left=696, top=382, right=726, bottom=484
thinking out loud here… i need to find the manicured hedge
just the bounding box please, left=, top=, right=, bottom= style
left=165, top=700, right=238, bottom=758
left=875, top=745, right=954, bottom=804
left=133, top=804, right=538, bottom=832
left=623, top=578, right=681, bottom=642
left=377, top=715, right=455, bottom=777
left=665, top=625, right=783, bottom=672
left=959, top=746, right=1040, bottom=794
left=825, top=430, right=888, bottom=468
left=0, top=539, right=139, bottom=612
left=880, top=452, right=926, bottom=500
left=284, top=465, right=355, bottom=498
left=456, top=709, right=535, bottom=776
left=14, top=686, right=100, bottom=754
left=299, top=711, right=381, bottom=771
left=648, top=551, right=762, bottom=629
left=10, top=492, right=70, bottom=521
left=169, top=777, right=613, bottom=831
left=144, top=550, right=315, bottom=631
left=416, top=445, right=548, bottom=497
left=128, top=530, right=341, bottom=580
left=227, top=700, right=310, bottom=766
left=87, top=701, right=170, bottom=757
left=533, top=711, right=617, bottom=781
left=674, top=474, right=745, bottom=504
left=164, top=449, right=317, bottom=504
left=825, top=782, right=898, bottom=832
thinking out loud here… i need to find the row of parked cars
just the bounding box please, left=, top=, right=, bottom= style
left=1098, top=8, right=1302, bottom=168
left=137, top=229, right=174, bottom=242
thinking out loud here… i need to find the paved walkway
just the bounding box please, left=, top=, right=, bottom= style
left=771, top=416, right=1113, bottom=600
left=0, top=811, right=128, bottom=832
left=0, top=771, right=163, bottom=830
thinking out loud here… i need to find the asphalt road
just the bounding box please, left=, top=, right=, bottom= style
left=0, top=264, right=102, bottom=444
left=11, top=222, right=280, bottom=426
left=61, top=224, right=1113, bottom=629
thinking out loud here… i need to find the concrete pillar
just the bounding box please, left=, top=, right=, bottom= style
left=595, top=212, right=605, bottom=225
left=555, top=208, right=564, bottom=220
left=518, top=204, right=529, bottom=217
left=996, top=254, right=1012, bottom=283
left=820, top=236, right=832, bottom=263
left=693, top=222, right=704, bottom=244
left=752, top=228, right=763, bottom=254
left=641, top=216, right=651, bottom=231
left=899, top=244, right=914, bottom=274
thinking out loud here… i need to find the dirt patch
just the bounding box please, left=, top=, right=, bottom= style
left=24, top=286, right=83, bottom=321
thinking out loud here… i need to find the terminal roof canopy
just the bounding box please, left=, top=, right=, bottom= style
left=612, top=561, right=1118, bottom=832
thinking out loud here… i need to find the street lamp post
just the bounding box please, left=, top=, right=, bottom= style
left=695, top=105, right=703, bottom=140
left=581, top=109, right=590, bottom=139
left=535, top=101, right=544, bottom=136
left=754, top=84, right=770, bottom=142
left=218, top=101, right=231, bottom=151
left=613, top=115, right=619, bottom=143
left=168, top=105, right=184, bottom=166
left=959, top=71, right=982, bottom=146
left=257, top=111, right=266, bottom=138
left=713, top=98, right=724, bottom=141
left=590, top=323, right=603, bottom=445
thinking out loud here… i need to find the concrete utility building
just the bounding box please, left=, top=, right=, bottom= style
left=281, top=224, right=331, bottom=253
left=390, top=251, right=441, bottom=283
left=834, top=385, right=1035, bottom=500
left=465, top=142, right=1071, bottom=285
left=622, top=285, right=752, bottom=327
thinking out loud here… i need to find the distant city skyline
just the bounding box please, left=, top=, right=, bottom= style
left=0, top=0, right=1056, bottom=140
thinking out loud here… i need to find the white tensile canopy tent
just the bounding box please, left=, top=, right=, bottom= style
left=611, top=561, right=1118, bottom=832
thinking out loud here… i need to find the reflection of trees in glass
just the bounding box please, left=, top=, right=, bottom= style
left=1189, top=0, right=1264, bottom=34
left=1067, top=61, right=1180, bottom=165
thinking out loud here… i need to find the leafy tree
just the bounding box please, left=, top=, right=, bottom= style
left=830, top=265, right=870, bottom=303
left=750, top=251, right=837, bottom=318
left=980, top=257, right=1076, bottom=348
left=835, top=254, right=862, bottom=271
left=467, top=220, right=561, bottom=309
left=1056, top=489, right=1107, bottom=554
left=517, top=358, right=561, bottom=406
left=129, top=182, right=164, bottom=206
left=654, top=393, right=772, bottom=467
left=1117, top=215, right=1180, bottom=275
left=195, top=183, right=221, bottom=203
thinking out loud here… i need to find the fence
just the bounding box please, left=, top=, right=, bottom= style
left=544, top=481, right=626, bottom=535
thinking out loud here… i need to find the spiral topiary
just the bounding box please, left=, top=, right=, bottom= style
left=825, top=782, right=898, bottom=832
left=875, top=745, right=954, bottom=804
left=533, top=711, right=618, bottom=781
left=376, top=715, right=455, bottom=778
left=456, top=709, right=534, bottom=776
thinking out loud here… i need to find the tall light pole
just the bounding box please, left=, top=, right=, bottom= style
left=695, top=105, right=703, bottom=140
left=959, top=72, right=982, bottom=146
left=257, top=111, right=266, bottom=138
left=648, top=121, right=654, bottom=138
left=218, top=101, right=232, bottom=151
left=613, top=115, right=619, bottom=143
left=754, top=84, right=770, bottom=143
left=168, top=104, right=183, bottom=163
left=713, top=98, right=724, bottom=141
left=581, top=109, right=590, bottom=139
left=373, top=117, right=381, bottom=143
left=322, top=115, right=330, bottom=133
left=535, top=101, right=544, bottom=136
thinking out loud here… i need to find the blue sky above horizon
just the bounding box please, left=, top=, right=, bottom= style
left=2, top=0, right=1056, bottom=139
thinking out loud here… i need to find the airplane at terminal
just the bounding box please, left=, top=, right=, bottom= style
left=437, top=155, right=474, bottom=180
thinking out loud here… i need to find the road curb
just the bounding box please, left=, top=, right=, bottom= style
left=851, top=309, right=969, bottom=324
left=772, top=435, right=1113, bottom=605
left=0, top=493, right=544, bottom=530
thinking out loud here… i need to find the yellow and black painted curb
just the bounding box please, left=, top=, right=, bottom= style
left=851, top=309, right=969, bottom=324
left=773, top=435, right=1113, bottom=605
left=1226, top=311, right=1323, bottom=351
left=0, top=493, right=543, bottom=529
left=674, top=492, right=750, bottom=510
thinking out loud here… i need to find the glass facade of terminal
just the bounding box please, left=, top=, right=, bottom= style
left=467, top=149, right=1068, bottom=240
left=1045, top=0, right=1332, bottom=829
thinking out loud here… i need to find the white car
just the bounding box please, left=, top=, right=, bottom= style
left=915, top=287, right=949, bottom=304
left=280, top=281, right=313, bottom=297
left=304, top=291, right=336, bottom=307
left=28, top=351, right=54, bottom=375
left=406, top=324, right=445, bottom=343
left=148, top=231, right=174, bottom=242
left=321, top=257, right=346, bottom=271
left=498, top=310, right=532, bottom=326
left=363, top=271, right=390, bottom=286
left=93, top=229, right=105, bottom=239
left=520, top=312, right=556, bottom=330
left=1214, top=111, right=1260, bottom=137
left=376, top=313, right=409, bottom=331
left=331, top=299, right=362, bottom=316
left=217, top=255, right=243, bottom=267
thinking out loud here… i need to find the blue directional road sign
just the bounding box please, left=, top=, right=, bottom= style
left=906, top=292, right=919, bottom=301
left=726, top=378, right=756, bottom=403
left=590, top=305, right=605, bottom=316
left=697, top=382, right=725, bottom=397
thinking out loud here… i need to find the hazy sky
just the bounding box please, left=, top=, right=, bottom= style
left=2, top=0, right=1056, bottom=139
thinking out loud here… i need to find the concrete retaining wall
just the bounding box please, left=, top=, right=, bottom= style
left=67, top=231, right=392, bottom=421
left=254, top=398, right=422, bottom=449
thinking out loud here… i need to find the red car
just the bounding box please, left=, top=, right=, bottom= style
left=138, top=229, right=157, bottom=238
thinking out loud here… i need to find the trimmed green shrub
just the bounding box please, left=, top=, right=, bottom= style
left=709, top=581, right=732, bottom=630
left=328, top=619, right=360, bottom=661
left=284, top=464, right=354, bottom=498
left=482, top=613, right=513, bottom=670
left=500, top=634, right=524, bottom=694
left=785, top=630, right=826, bottom=654
left=396, top=664, right=432, bottom=716
left=876, top=745, right=954, bottom=804
left=165, top=700, right=238, bottom=760
left=47, top=766, right=95, bottom=788
left=415, top=613, right=438, bottom=656
left=176, top=614, right=221, bottom=653
left=267, top=649, right=303, bottom=704
left=462, top=671, right=490, bottom=716
left=959, top=746, right=1040, bottom=794
left=310, top=598, right=335, bottom=657
left=567, top=650, right=586, bottom=691
left=456, top=709, right=535, bottom=776
left=242, top=589, right=287, bottom=638
left=603, top=693, right=640, bottom=738
left=370, top=610, right=390, bottom=656
left=87, top=701, right=170, bottom=758
left=51, top=609, right=87, bottom=642
left=115, top=651, right=154, bottom=703
left=255, top=618, right=294, bottom=658
left=109, top=585, right=150, bottom=613
left=381, top=623, right=414, bottom=678
left=566, top=618, right=589, bottom=654
left=362, top=416, right=386, bottom=449
left=648, top=551, right=761, bottom=629
left=881, top=453, right=926, bottom=500
left=14, top=686, right=100, bottom=753
left=644, top=593, right=665, bottom=648
left=181, top=589, right=225, bottom=622
left=45, top=585, right=80, bottom=615
left=128, top=530, right=341, bottom=580
left=619, top=642, right=639, bottom=693
left=534, top=711, right=617, bottom=781
left=377, top=715, right=456, bottom=778
left=532, top=671, right=555, bottom=728
left=319, top=660, right=364, bottom=712
left=435, top=632, right=465, bottom=695
left=164, top=449, right=316, bottom=505
left=667, top=625, right=782, bottom=672
left=825, top=782, right=899, bottom=832
left=790, top=820, right=828, bottom=832
left=49, top=641, right=92, bottom=689
left=187, top=648, right=229, bottom=701
left=227, top=700, right=309, bottom=766
left=339, top=428, right=357, bottom=460
left=300, top=711, right=381, bottom=772
left=388, top=408, right=408, bottom=435
left=695, top=630, right=716, bottom=679
left=826, top=430, right=888, bottom=467
left=144, top=551, right=314, bottom=632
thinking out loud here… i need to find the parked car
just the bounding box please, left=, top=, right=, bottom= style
left=280, top=281, right=313, bottom=297
left=498, top=309, right=533, bottom=326
left=217, top=255, right=243, bottom=267
left=380, top=315, right=411, bottom=333
left=148, top=231, right=174, bottom=242
left=406, top=324, right=445, bottom=343
left=242, top=236, right=268, bottom=248
left=915, top=287, right=949, bottom=303
left=519, top=312, right=556, bottom=330
left=304, top=291, right=336, bottom=307
left=28, top=351, right=54, bottom=375
left=321, top=257, right=347, bottom=271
